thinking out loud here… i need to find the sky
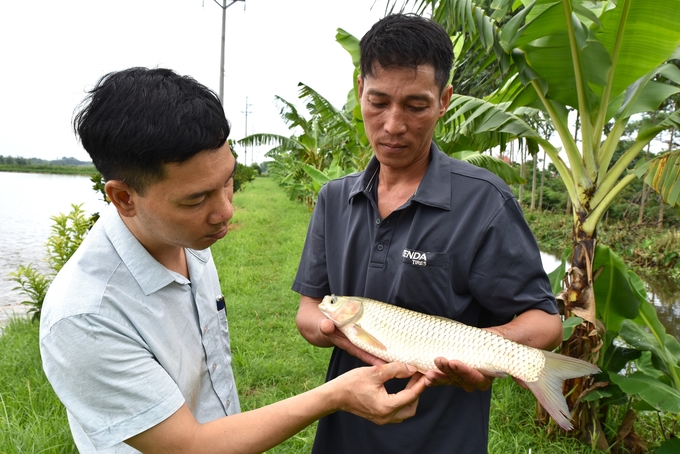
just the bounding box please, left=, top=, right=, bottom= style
left=0, top=0, right=399, bottom=165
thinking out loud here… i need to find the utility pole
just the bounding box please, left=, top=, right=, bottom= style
left=213, top=0, right=245, bottom=103
left=242, top=96, right=253, bottom=165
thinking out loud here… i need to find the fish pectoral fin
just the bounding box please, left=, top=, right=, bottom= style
left=352, top=324, right=387, bottom=351
left=477, top=368, right=508, bottom=378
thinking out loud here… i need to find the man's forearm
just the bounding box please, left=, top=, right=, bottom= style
left=296, top=295, right=334, bottom=347
left=488, top=309, right=563, bottom=351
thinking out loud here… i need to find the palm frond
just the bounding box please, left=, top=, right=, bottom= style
left=273, top=96, right=310, bottom=131
left=297, top=83, right=353, bottom=134
left=633, top=148, right=680, bottom=208
left=238, top=133, right=303, bottom=151
left=452, top=150, right=525, bottom=185
left=438, top=94, right=538, bottom=153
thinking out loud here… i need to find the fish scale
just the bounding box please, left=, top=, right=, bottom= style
left=350, top=300, right=545, bottom=381
left=318, top=294, right=601, bottom=431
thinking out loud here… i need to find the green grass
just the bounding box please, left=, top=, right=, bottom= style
left=0, top=319, right=76, bottom=453
left=3, top=176, right=622, bottom=453
left=212, top=177, right=329, bottom=452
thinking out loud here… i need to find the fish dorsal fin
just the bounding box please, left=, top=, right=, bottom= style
left=351, top=324, right=387, bottom=351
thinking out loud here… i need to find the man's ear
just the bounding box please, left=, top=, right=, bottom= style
left=105, top=180, right=137, bottom=218
left=357, top=75, right=364, bottom=99
left=439, top=84, right=453, bottom=117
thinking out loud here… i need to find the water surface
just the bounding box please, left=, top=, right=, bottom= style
left=0, top=171, right=106, bottom=305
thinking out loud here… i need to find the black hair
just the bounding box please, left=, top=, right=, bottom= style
left=73, top=67, right=230, bottom=194
left=360, top=13, right=454, bottom=93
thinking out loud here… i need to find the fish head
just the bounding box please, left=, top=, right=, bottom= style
left=318, top=295, right=364, bottom=328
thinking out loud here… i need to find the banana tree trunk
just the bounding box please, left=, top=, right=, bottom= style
left=531, top=156, right=537, bottom=211
left=538, top=150, right=546, bottom=212
left=554, top=214, right=607, bottom=448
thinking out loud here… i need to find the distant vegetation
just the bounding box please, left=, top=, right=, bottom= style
left=0, top=155, right=95, bottom=175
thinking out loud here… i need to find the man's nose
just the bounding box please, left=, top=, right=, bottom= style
left=209, top=188, right=234, bottom=224
left=383, top=107, right=407, bottom=135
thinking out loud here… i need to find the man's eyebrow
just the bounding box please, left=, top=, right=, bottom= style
left=365, top=88, right=432, bottom=102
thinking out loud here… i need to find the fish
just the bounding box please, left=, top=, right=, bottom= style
left=318, top=294, right=600, bottom=431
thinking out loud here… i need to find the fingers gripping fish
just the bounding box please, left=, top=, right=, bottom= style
left=318, top=294, right=600, bottom=431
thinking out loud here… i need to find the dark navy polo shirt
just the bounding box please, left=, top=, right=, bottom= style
left=293, top=142, right=557, bottom=454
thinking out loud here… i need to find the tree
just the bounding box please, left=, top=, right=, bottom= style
left=238, top=84, right=367, bottom=206
left=388, top=0, right=680, bottom=448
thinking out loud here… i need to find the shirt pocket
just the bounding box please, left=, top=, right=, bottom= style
left=395, top=250, right=453, bottom=314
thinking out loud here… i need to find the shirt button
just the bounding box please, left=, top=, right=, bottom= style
left=212, top=362, right=217, bottom=371
left=375, top=218, right=381, bottom=225
left=203, top=325, right=208, bottom=334
left=377, top=244, right=384, bottom=251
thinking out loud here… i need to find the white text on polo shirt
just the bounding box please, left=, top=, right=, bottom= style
left=403, top=249, right=427, bottom=266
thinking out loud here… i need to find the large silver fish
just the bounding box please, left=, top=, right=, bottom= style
left=318, top=294, right=600, bottom=430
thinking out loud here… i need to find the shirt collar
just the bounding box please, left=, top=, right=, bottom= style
left=102, top=205, right=210, bottom=295
left=348, top=142, right=451, bottom=210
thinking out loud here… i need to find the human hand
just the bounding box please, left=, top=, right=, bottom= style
left=424, top=358, right=494, bottom=392
left=333, top=362, right=427, bottom=425
left=319, top=318, right=387, bottom=367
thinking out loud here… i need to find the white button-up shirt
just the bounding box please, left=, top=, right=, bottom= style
left=40, top=205, right=240, bottom=453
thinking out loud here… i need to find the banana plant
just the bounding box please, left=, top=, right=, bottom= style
left=238, top=90, right=359, bottom=205
left=549, top=243, right=680, bottom=452
left=387, top=0, right=680, bottom=446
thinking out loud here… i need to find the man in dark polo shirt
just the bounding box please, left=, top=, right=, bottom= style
left=292, top=13, right=563, bottom=454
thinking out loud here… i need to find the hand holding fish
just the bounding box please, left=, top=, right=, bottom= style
left=329, top=362, right=427, bottom=425
left=425, top=358, right=494, bottom=392
left=319, top=317, right=388, bottom=367
left=426, top=326, right=503, bottom=391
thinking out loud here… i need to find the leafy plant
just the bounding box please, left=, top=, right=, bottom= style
left=229, top=140, right=257, bottom=192
left=11, top=204, right=96, bottom=321
left=9, top=265, right=51, bottom=322
left=45, top=204, right=92, bottom=274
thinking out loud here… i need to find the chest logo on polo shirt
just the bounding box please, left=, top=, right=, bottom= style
left=403, top=249, right=427, bottom=266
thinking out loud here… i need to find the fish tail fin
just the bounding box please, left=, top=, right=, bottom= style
left=523, top=351, right=600, bottom=431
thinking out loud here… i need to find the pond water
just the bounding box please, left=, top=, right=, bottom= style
left=0, top=171, right=106, bottom=306
left=1, top=172, right=678, bottom=340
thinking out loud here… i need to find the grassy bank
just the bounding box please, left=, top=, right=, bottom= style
left=3, top=177, right=610, bottom=453
left=0, top=164, right=97, bottom=175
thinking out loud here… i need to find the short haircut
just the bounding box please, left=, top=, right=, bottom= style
left=360, top=13, right=454, bottom=93
left=73, top=67, right=230, bottom=195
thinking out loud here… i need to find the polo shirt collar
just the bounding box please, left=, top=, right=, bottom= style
left=349, top=141, right=451, bottom=211
left=101, top=205, right=208, bottom=295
